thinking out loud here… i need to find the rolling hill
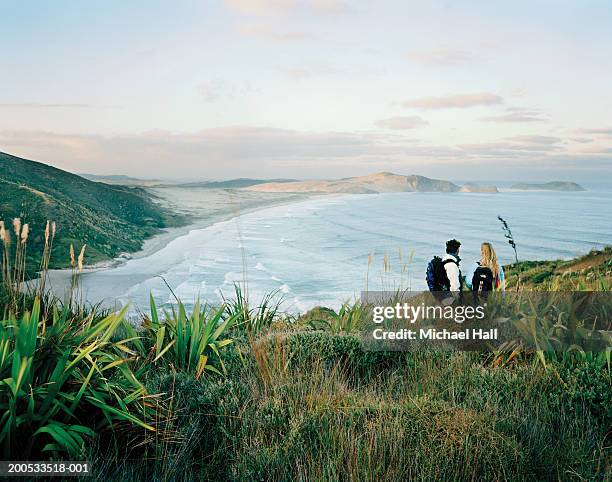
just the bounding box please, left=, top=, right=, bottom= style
left=0, top=151, right=183, bottom=271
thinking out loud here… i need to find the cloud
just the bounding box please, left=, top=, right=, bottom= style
left=406, top=48, right=476, bottom=66
left=199, top=80, right=256, bottom=102
left=0, top=128, right=417, bottom=178
left=0, top=103, right=91, bottom=109
left=401, top=93, right=502, bottom=110
left=375, top=116, right=429, bottom=130
left=458, top=142, right=560, bottom=156
left=458, top=136, right=564, bottom=158
left=510, top=88, right=527, bottom=97
left=575, top=127, right=612, bottom=136
left=235, top=24, right=313, bottom=42
left=481, top=107, right=548, bottom=123
left=282, top=63, right=341, bottom=79
left=575, top=145, right=612, bottom=154
left=225, top=0, right=296, bottom=13
left=1, top=127, right=607, bottom=180
left=224, top=0, right=350, bottom=15
left=481, top=114, right=545, bottom=123
left=505, top=135, right=561, bottom=145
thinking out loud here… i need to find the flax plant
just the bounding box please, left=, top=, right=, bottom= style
left=0, top=298, right=154, bottom=458
left=143, top=295, right=237, bottom=378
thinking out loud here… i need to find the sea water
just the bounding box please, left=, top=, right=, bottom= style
left=69, top=188, right=612, bottom=313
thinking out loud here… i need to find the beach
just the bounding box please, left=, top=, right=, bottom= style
left=41, top=186, right=309, bottom=308
left=41, top=186, right=612, bottom=314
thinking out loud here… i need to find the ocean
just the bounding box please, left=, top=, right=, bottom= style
left=64, top=188, right=612, bottom=313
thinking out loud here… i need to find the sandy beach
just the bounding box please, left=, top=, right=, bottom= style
left=41, top=186, right=309, bottom=307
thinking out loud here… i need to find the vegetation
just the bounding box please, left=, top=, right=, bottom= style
left=0, top=151, right=185, bottom=273
left=0, top=220, right=609, bottom=480
left=505, top=246, right=612, bottom=290
left=143, top=296, right=237, bottom=377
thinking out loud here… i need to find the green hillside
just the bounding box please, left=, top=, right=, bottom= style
left=504, top=247, right=612, bottom=290
left=0, top=151, right=184, bottom=271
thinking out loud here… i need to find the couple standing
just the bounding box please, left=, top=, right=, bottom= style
left=426, top=238, right=505, bottom=304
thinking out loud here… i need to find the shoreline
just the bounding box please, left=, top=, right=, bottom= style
left=60, top=189, right=315, bottom=273
left=36, top=188, right=611, bottom=312
left=40, top=189, right=316, bottom=304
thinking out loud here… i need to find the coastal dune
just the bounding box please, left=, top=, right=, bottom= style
left=246, top=172, right=463, bottom=194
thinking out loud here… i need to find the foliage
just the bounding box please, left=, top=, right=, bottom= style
left=223, top=283, right=283, bottom=332
left=498, top=215, right=518, bottom=263
left=142, top=295, right=236, bottom=378
left=0, top=298, right=153, bottom=459
left=0, top=151, right=185, bottom=273
left=505, top=247, right=612, bottom=290
left=306, top=300, right=366, bottom=333
left=0, top=220, right=609, bottom=480
left=109, top=330, right=608, bottom=481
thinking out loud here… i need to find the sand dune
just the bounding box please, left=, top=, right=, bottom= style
left=245, top=172, right=463, bottom=194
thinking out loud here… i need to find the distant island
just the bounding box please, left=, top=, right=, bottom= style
left=510, top=181, right=586, bottom=191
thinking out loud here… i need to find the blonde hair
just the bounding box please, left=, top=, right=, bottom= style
left=480, top=242, right=500, bottom=280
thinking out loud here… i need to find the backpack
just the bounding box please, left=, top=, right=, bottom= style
left=426, top=256, right=455, bottom=292
left=471, top=264, right=494, bottom=294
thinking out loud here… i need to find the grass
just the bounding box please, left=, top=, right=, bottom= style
left=90, top=331, right=609, bottom=481
left=0, top=221, right=610, bottom=480
left=504, top=247, right=612, bottom=291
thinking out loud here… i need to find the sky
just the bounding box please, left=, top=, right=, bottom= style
left=1, top=0, right=611, bottom=181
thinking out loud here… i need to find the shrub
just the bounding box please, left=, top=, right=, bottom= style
left=141, top=295, right=236, bottom=378
left=223, top=283, right=283, bottom=332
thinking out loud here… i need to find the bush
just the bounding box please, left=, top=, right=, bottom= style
left=140, top=295, right=236, bottom=378
left=0, top=299, right=152, bottom=459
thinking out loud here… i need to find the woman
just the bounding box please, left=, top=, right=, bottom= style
left=466, top=242, right=505, bottom=293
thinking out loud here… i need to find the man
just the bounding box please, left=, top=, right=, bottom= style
left=441, top=239, right=462, bottom=304
left=425, top=238, right=463, bottom=304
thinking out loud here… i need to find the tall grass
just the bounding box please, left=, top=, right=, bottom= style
left=1, top=219, right=30, bottom=313
left=223, top=283, right=283, bottom=332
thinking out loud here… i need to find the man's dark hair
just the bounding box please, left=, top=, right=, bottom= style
left=446, top=239, right=461, bottom=254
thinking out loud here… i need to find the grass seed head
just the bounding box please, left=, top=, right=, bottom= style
left=78, top=244, right=86, bottom=271
left=13, top=218, right=21, bottom=237
left=21, top=224, right=29, bottom=244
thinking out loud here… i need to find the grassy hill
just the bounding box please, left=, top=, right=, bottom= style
left=0, top=151, right=184, bottom=271
left=505, top=247, right=612, bottom=290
